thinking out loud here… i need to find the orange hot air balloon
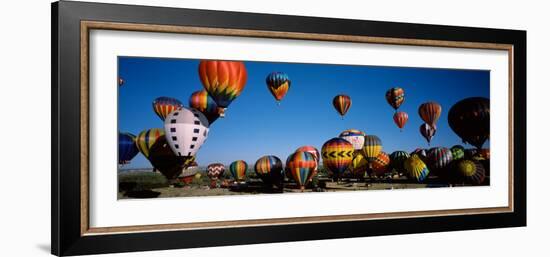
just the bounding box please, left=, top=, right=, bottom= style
left=198, top=60, right=248, bottom=117
left=418, top=102, right=442, bottom=127
left=332, top=94, right=351, bottom=119
left=266, top=72, right=291, bottom=104
left=393, top=111, right=408, bottom=131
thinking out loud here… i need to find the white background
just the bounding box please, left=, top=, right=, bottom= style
left=0, top=0, right=545, bottom=256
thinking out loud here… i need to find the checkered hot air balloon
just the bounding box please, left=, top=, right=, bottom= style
left=254, top=155, right=284, bottom=187
left=135, top=128, right=165, bottom=159
left=322, top=138, right=354, bottom=180
left=266, top=72, right=291, bottom=104
left=286, top=151, right=317, bottom=191
left=332, top=94, right=351, bottom=119
left=229, top=160, right=248, bottom=182
left=339, top=129, right=366, bottom=151
left=189, top=90, right=220, bottom=125
left=198, top=60, right=248, bottom=117
left=371, top=151, right=390, bottom=176
left=152, top=97, right=183, bottom=121
left=385, top=87, right=405, bottom=111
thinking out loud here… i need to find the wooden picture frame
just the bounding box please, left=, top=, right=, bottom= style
left=52, top=1, right=526, bottom=256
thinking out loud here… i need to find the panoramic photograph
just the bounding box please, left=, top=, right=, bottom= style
left=117, top=57, right=490, bottom=199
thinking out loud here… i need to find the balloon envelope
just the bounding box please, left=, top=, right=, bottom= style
left=385, top=87, right=405, bottom=110
left=332, top=94, right=351, bottom=117
left=198, top=60, right=248, bottom=115
left=189, top=90, right=220, bottom=124
left=254, top=155, right=284, bottom=186
left=390, top=151, right=410, bottom=173
left=322, top=137, right=354, bottom=176
left=419, top=123, right=436, bottom=145
left=393, top=111, right=408, bottom=131
left=148, top=137, right=195, bottom=180
left=404, top=155, right=430, bottom=182
left=152, top=97, right=183, bottom=121
left=418, top=102, right=442, bottom=127
left=229, top=160, right=248, bottom=182
left=448, top=97, right=490, bottom=149
left=164, top=107, right=209, bottom=158
left=286, top=151, right=317, bottom=190
left=339, top=129, right=366, bottom=150
left=362, top=135, right=383, bottom=162
left=266, top=72, right=291, bottom=103
left=207, top=163, right=225, bottom=181
left=136, top=128, right=165, bottom=158
left=371, top=151, right=390, bottom=176
left=118, top=132, right=139, bottom=165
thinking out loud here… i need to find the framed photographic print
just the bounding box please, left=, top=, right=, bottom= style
left=51, top=1, right=526, bottom=256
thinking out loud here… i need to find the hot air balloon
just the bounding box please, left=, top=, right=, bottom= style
left=189, top=90, right=220, bottom=124
left=465, top=148, right=479, bottom=159
left=411, top=148, right=427, bottom=159
left=426, top=147, right=453, bottom=177
left=118, top=77, right=124, bottom=86
left=448, top=97, right=490, bottom=149
left=118, top=132, right=139, bottom=165
left=349, top=152, right=368, bottom=178
left=385, top=87, right=405, bottom=111
left=207, top=163, right=225, bottom=181
left=418, top=102, right=442, bottom=127
left=148, top=137, right=196, bottom=180
left=266, top=72, right=291, bottom=104
left=286, top=151, right=317, bottom=191
left=152, top=97, right=183, bottom=121
left=295, top=146, right=321, bottom=180
left=390, top=151, right=410, bottom=173
left=450, top=145, right=465, bottom=161
left=136, top=128, right=165, bottom=159
left=321, top=138, right=354, bottom=180
left=229, top=160, right=248, bottom=182
left=198, top=60, right=248, bottom=117
left=371, top=151, right=390, bottom=176
left=478, top=148, right=490, bottom=160
left=404, top=155, right=430, bottom=182
left=254, top=155, right=284, bottom=187
left=339, top=129, right=366, bottom=151
left=393, top=111, right=408, bottom=131
left=163, top=107, right=209, bottom=158
left=362, top=135, right=383, bottom=162
left=452, top=159, right=486, bottom=185
left=332, top=94, right=351, bottom=119
left=419, top=123, right=436, bottom=145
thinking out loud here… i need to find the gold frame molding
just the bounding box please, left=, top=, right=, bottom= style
left=80, top=20, right=514, bottom=236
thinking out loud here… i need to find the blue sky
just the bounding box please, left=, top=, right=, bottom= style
left=118, top=57, right=489, bottom=169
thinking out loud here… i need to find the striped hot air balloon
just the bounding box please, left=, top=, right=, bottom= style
left=419, top=123, right=437, bottom=145
left=266, top=72, right=291, bottom=104
left=152, top=97, right=183, bottom=121
left=198, top=60, right=248, bottom=117
left=189, top=90, right=220, bottom=124
left=450, top=145, right=465, bottom=161
left=229, top=160, right=248, bottom=182
left=385, top=87, right=405, bottom=110
left=418, top=101, right=442, bottom=127
left=207, top=163, right=225, bottom=181
left=254, top=155, right=284, bottom=186
left=452, top=159, right=486, bottom=185
left=339, top=129, right=366, bottom=151
left=295, top=146, right=321, bottom=180
left=390, top=151, right=410, bottom=173
left=427, top=147, right=453, bottom=174
left=136, top=128, right=165, bottom=159
left=332, top=94, right=351, bottom=118
left=286, top=151, right=317, bottom=191
left=448, top=97, right=490, bottom=149
left=362, top=135, right=383, bottom=162
left=322, top=138, right=354, bottom=179
left=118, top=132, right=139, bottom=165
left=404, top=155, right=430, bottom=182
left=349, top=152, right=368, bottom=178
left=371, top=151, right=390, bottom=176
left=393, top=111, right=408, bottom=131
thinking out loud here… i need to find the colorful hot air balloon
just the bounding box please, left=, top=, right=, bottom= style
left=332, top=94, right=351, bottom=118
left=198, top=60, right=248, bottom=116
left=322, top=138, right=354, bottom=179
left=286, top=151, right=317, bottom=191
left=418, top=102, right=442, bottom=127
left=349, top=152, right=368, bottom=178
left=362, top=135, right=383, bottom=162
left=339, top=129, right=366, bottom=151
left=295, top=145, right=321, bottom=180
left=254, top=155, right=284, bottom=186
left=118, top=132, right=139, bottom=165
left=189, top=90, right=220, bottom=124
left=371, top=151, right=390, bottom=176
left=390, top=151, right=410, bottom=173
left=419, top=123, right=436, bottom=145
left=448, top=97, right=490, bottom=149
left=404, top=155, right=430, bottom=182
left=229, top=160, right=248, bottom=182
left=152, top=97, right=183, bottom=121
left=207, top=163, right=225, bottom=181
left=393, top=111, right=408, bottom=131
left=452, top=159, right=486, bottom=185
left=385, top=87, right=405, bottom=110
left=266, top=72, right=291, bottom=104
left=427, top=147, right=453, bottom=172
left=164, top=107, right=209, bottom=158
left=411, top=148, right=428, bottom=160
left=148, top=137, right=196, bottom=180
left=136, top=128, right=165, bottom=158
left=450, top=145, right=465, bottom=161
